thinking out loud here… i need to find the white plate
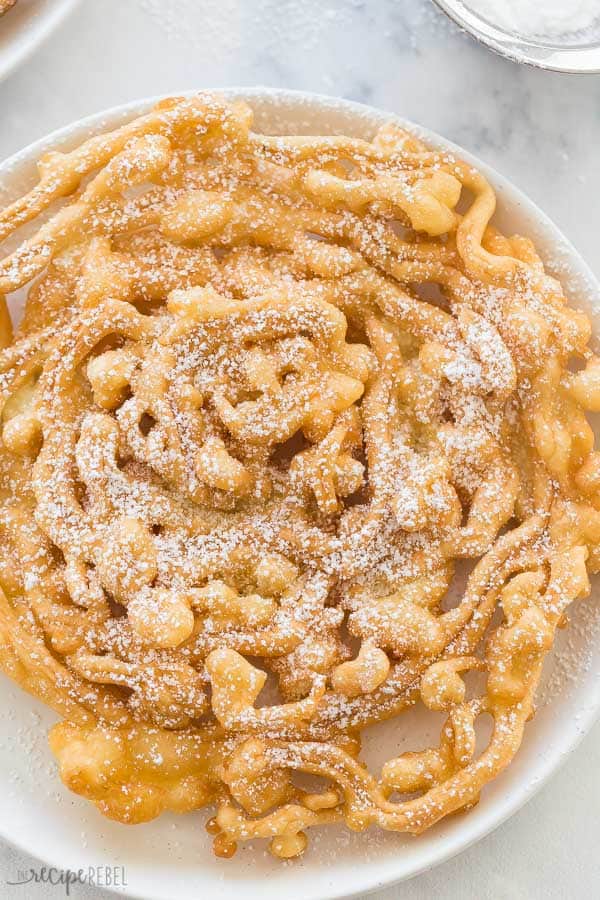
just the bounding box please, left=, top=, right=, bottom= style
left=1, top=89, right=599, bottom=900
left=0, top=0, right=79, bottom=83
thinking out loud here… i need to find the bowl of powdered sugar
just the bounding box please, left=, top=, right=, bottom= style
left=433, top=0, right=600, bottom=72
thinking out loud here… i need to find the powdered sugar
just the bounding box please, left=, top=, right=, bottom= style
left=468, top=0, right=600, bottom=39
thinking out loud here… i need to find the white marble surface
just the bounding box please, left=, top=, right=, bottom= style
left=0, top=1, right=599, bottom=898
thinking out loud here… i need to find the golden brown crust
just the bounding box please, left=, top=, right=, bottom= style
left=0, top=93, right=598, bottom=860
left=0, top=0, right=17, bottom=17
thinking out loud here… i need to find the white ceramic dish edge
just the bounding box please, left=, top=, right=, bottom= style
left=0, top=88, right=599, bottom=900
left=0, top=0, right=80, bottom=84
left=432, top=0, right=600, bottom=73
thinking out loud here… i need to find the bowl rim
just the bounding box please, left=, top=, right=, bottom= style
left=1, top=87, right=600, bottom=900
left=432, top=0, right=600, bottom=73
left=0, top=0, right=81, bottom=85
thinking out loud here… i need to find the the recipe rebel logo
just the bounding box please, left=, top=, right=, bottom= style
left=5, top=865, right=128, bottom=895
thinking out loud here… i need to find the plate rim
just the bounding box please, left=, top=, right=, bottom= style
left=0, top=0, right=80, bottom=84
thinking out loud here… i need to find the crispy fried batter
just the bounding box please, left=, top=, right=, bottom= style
left=0, top=94, right=597, bottom=860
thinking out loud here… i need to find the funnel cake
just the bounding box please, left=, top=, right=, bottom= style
left=0, top=94, right=598, bottom=860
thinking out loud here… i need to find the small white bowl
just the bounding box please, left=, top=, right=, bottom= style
left=433, top=0, right=600, bottom=72
left=0, top=0, right=80, bottom=83
left=1, top=89, right=600, bottom=900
